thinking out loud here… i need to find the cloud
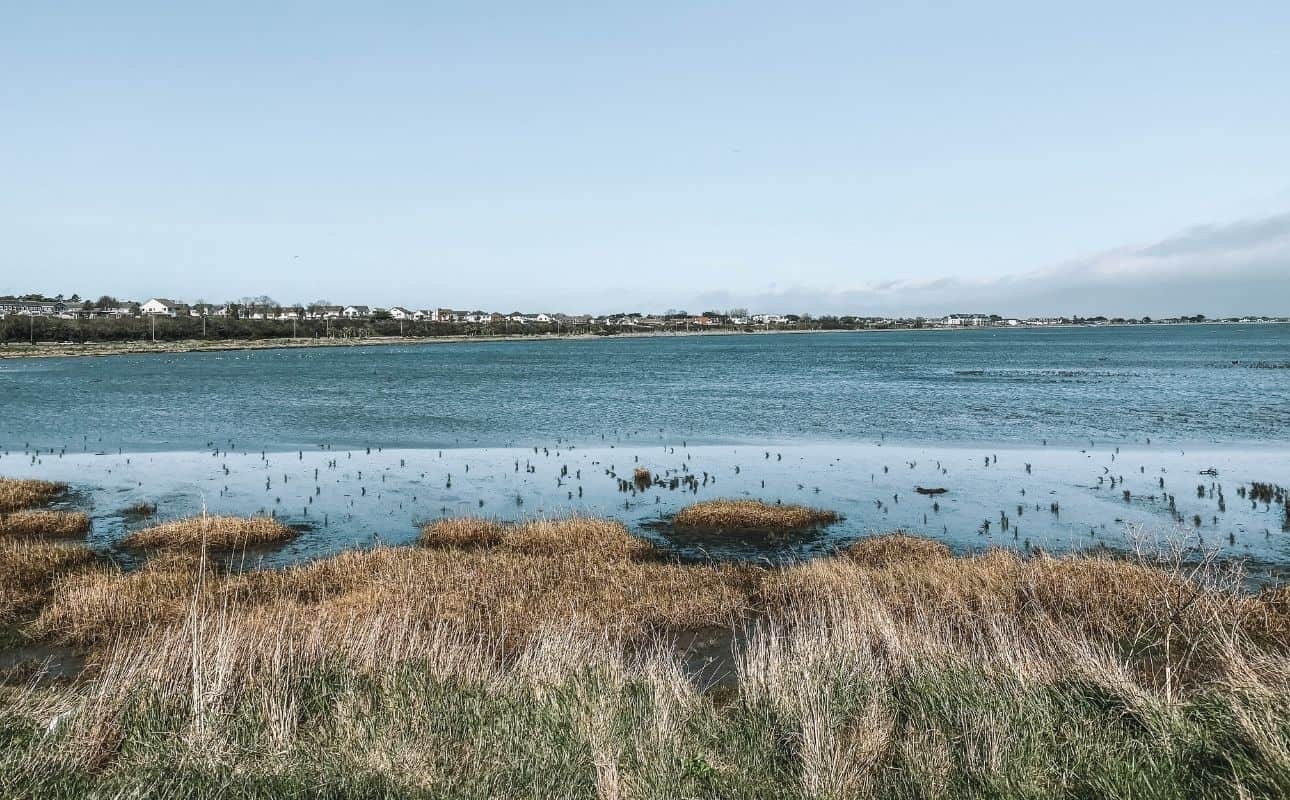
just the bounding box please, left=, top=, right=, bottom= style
left=683, top=212, right=1290, bottom=318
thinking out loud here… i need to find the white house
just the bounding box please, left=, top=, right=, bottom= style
left=388, top=307, right=414, bottom=320
left=140, top=298, right=183, bottom=317
left=342, top=305, right=371, bottom=319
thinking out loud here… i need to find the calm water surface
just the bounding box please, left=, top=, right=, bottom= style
left=2, top=324, right=1288, bottom=452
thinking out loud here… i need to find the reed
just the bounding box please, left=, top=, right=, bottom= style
left=0, top=479, right=67, bottom=514
left=419, top=517, right=505, bottom=548
left=123, top=515, right=296, bottom=550
left=673, top=499, right=839, bottom=529
left=0, top=539, right=97, bottom=623
left=34, top=517, right=758, bottom=648
left=0, top=511, right=90, bottom=539
left=844, top=532, right=952, bottom=566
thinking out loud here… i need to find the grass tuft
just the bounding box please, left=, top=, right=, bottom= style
left=124, top=515, right=296, bottom=550
left=0, top=539, right=98, bottom=623
left=844, top=532, right=952, bottom=566
left=633, top=466, right=652, bottom=489
left=0, top=478, right=67, bottom=513
left=674, top=499, right=839, bottom=530
left=419, top=517, right=505, bottom=549
left=0, top=510, right=91, bottom=539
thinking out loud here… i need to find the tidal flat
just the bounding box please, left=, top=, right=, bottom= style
left=1, top=442, right=1285, bottom=572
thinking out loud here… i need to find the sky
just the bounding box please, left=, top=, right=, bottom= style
left=2, top=1, right=1288, bottom=317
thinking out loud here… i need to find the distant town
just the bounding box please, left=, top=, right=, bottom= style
left=0, top=292, right=1286, bottom=349
left=3, top=293, right=1285, bottom=328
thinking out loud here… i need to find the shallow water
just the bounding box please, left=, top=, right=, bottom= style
left=4, top=442, right=1286, bottom=573
left=1, top=325, right=1286, bottom=570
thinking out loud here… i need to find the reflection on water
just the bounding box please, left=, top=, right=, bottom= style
left=3, top=441, right=1286, bottom=574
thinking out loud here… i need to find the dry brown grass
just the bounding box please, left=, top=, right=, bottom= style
left=419, top=517, right=505, bottom=549
left=674, top=499, right=839, bottom=530
left=0, top=539, right=98, bottom=623
left=1261, top=583, right=1290, bottom=614
left=124, top=515, right=296, bottom=550
left=762, top=542, right=1290, bottom=693
left=35, top=517, right=759, bottom=649
left=0, top=478, right=67, bottom=513
left=24, top=520, right=1290, bottom=699
left=844, top=533, right=951, bottom=566
left=0, top=510, right=91, bottom=539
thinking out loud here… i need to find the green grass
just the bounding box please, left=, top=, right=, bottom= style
left=1, top=644, right=1286, bottom=799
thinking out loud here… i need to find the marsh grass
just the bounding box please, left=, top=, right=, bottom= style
left=0, top=540, right=97, bottom=623
left=121, top=501, right=157, bottom=517
left=0, top=479, right=67, bottom=514
left=419, top=517, right=505, bottom=548
left=34, top=517, right=757, bottom=648
left=3, top=519, right=1289, bottom=798
left=0, top=511, right=90, bottom=540
left=633, top=467, right=652, bottom=490
left=124, top=515, right=296, bottom=550
left=674, top=499, right=840, bottom=530
left=844, top=532, right=952, bottom=566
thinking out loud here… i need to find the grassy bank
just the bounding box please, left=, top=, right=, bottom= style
left=0, top=499, right=1287, bottom=796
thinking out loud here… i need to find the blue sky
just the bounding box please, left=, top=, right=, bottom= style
left=2, top=2, right=1288, bottom=315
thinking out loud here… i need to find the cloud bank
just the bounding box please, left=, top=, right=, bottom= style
left=684, top=213, right=1290, bottom=318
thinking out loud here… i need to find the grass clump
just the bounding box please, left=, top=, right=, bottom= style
left=633, top=466, right=652, bottom=489
left=419, top=517, right=505, bottom=549
left=0, top=540, right=98, bottom=623
left=122, top=501, right=157, bottom=517
left=0, top=511, right=90, bottom=539
left=844, top=532, right=952, bottom=566
left=124, top=515, right=296, bottom=550
left=0, top=479, right=66, bottom=513
left=674, top=499, right=839, bottom=530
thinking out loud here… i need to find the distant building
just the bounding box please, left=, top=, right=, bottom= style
left=140, top=299, right=187, bottom=317
left=342, top=305, right=371, bottom=319
left=0, top=297, right=66, bottom=316
left=942, top=314, right=988, bottom=327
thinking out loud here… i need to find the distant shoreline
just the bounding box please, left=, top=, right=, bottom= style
left=0, top=320, right=1279, bottom=360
